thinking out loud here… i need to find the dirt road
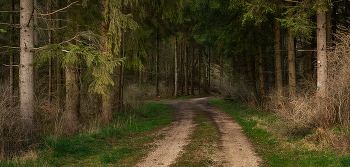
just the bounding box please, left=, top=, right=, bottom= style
left=136, top=97, right=262, bottom=167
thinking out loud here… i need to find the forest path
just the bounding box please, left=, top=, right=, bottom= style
left=135, top=97, right=262, bottom=167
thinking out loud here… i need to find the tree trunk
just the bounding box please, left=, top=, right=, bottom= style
left=287, top=8, right=296, bottom=95
left=208, top=49, right=210, bottom=89
left=48, top=0, right=53, bottom=103
left=101, top=0, right=113, bottom=126
left=198, top=46, right=201, bottom=94
left=9, top=0, right=15, bottom=106
left=64, top=0, right=80, bottom=136
left=20, top=0, right=35, bottom=139
left=175, top=37, right=178, bottom=98
left=179, top=40, right=183, bottom=96
left=326, top=4, right=332, bottom=49
left=156, top=28, right=160, bottom=96
left=56, top=0, right=63, bottom=109
left=246, top=53, right=257, bottom=98
left=317, top=0, right=327, bottom=101
left=184, top=32, right=189, bottom=96
left=275, top=19, right=283, bottom=94
left=191, top=39, right=194, bottom=95
left=258, top=43, right=265, bottom=102
left=64, top=64, right=80, bottom=136
left=202, top=48, right=207, bottom=94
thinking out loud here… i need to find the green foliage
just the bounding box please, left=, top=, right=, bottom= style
left=34, top=40, right=124, bottom=97
left=0, top=29, right=6, bottom=33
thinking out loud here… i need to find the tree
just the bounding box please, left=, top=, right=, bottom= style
left=316, top=0, right=327, bottom=104
left=275, top=19, right=283, bottom=94
left=63, top=0, right=80, bottom=136
left=287, top=2, right=296, bottom=96
left=20, top=0, right=35, bottom=138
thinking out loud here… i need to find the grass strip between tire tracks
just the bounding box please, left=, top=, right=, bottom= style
left=170, top=105, right=221, bottom=167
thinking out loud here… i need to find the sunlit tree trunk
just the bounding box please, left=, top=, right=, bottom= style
left=20, top=0, right=35, bottom=138
left=275, top=19, right=283, bottom=94
left=317, top=0, right=327, bottom=102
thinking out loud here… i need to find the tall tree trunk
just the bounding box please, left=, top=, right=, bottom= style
left=179, top=40, right=183, bottom=95
left=184, top=32, right=189, bottom=96
left=317, top=0, right=327, bottom=103
left=9, top=0, right=15, bottom=106
left=48, top=0, right=53, bottom=103
left=198, top=46, right=201, bottom=94
left=258, top=43, right=265, bottom=103
left=175, top=37, right=178, bottom=98
left=202, top=48, right=207, bottom=93
left=56, top=0, right=63, bottom=109
left=156, top=27, right=160, bottom=96
left=246, top=53, right=257, bottom=98
left=326, top=4, right=332, bottom=49
left=20, top=0, right=35, bottom=138
left=287, top=7, right=296, bottom=95
left=208, top=49, right=210, bottom=89
left=191, top=39, right=194, bottom=95
left=275, top=19, right=283, bottom=94
left=64, top=0, right=80, bottom=136
left=64, top=64, right=80, bottom=135
left=101, top=0, right=113, bottom=126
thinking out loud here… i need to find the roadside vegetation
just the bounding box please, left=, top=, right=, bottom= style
left=0, top=103, right=173, bottom=166
left=209, top=99, right=350, bottom=166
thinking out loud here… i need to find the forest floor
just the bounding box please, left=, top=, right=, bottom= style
left=136, top=97, right=262, bottom=167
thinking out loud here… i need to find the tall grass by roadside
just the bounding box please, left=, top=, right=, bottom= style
left=209, top=99, right=350, bottom=166
left=0, top=102, right=174, bottom=166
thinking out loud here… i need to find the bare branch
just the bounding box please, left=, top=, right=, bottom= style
left=3, top=64, right=19, bottom=67
left=39, top=1, right=78, bottom=16
left=0, top=46, right=20, bottom=49
left=36, top=26, right=67, bottom=30
left=0, top=11, right=19, bottom=13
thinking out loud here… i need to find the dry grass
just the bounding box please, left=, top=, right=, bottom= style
left=218, top=73, right=253, bottom=102
left=0, top=81, right=22, bottom=160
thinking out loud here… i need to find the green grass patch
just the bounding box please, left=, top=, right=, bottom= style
left=208, top=99, right=350, bottom=167
left=1, top=103, right=173, bottom=167
left=170, top=106, right=220, bottom=167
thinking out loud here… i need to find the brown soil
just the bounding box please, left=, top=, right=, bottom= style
left=135, top=97, right=262, bottom=167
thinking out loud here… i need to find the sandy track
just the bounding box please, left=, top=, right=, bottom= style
left=135, top=100, right=195, bottom=167
left=135, top=97, right=262, bottom=167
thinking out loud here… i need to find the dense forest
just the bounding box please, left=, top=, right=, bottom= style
left=1, top=0, right=350, bottom=162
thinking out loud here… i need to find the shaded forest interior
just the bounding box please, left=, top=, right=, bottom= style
left=1, top=0, right=350, bottom=161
